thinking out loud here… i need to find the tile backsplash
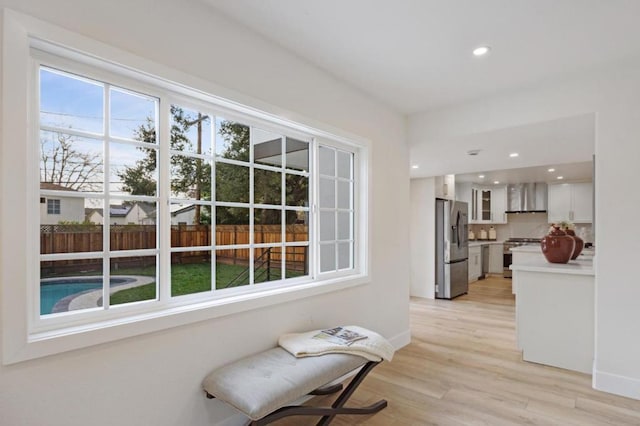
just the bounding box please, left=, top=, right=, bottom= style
left=469, top=212, right=594, bottom=243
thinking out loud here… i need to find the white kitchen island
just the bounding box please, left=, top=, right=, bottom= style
left=511, top=258, right=595, bottom=374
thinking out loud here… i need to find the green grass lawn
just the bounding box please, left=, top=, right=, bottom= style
left=109, top=263, right=304, bottom=305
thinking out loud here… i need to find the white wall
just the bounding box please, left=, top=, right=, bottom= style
left=410, top=178, right=436, bottom=298
left=409, top=57, right=640, bottom=399
left=0, top=2, right=410, bottom=425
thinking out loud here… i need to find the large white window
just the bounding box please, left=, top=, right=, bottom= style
left=1, top=15, right=368, bottom=363
left=30, top=48, right=364, bottom=333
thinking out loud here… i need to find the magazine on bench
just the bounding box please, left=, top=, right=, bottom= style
left=313, top=327, right=368, bottom=346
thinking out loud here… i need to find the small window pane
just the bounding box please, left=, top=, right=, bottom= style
left=216, top=162, right=249, bottom=203
left=319, top=177, right=335, bottom=208
left=337, top=180, right=351, bottom=209
left=170, top=250, right=211, bottom=296
left=216, top=251, right=250, bottom=289
left=40, top=198, right=103, bottom=253
left=337, top=211, right=351, bottom=240
left=254, top=169, right=282, bottom=205
left=254, top=247, right=281, bottom=284
left=320, top=211, right=335, bottom=242
left=111, top=88, right=157, bottom=141
left=286, top=138, right=309, bottom=171
left=285, top=246, right=309, bottom=278
left=337, top=151, right=352, bottom=179
left=40, top=67, right=103, bottom=134
left=254, top=209, right=282, bottom=243
left=319, top=146, right=335, bottom=176
left=215, top=206, right=249, bottom=226
left=286, top=212, right=309, bottom=241
left=40, top=259, right=103, bottom=315
left=253, top=128, right=282, bottom=167
left=47, top=199, right=60, bottom=214
left=171, top=220, right=211, bottom=248
left=170, top=154, right=211, bottom=200
left=40, top=131, right=104, bottom=192
left=286, top=174, right=308, bottom=207
left=215, top=208, right=249, bottom=245
left=110, top=256, right=157, bottom=304
left=338, top=242, right=352, bottom=270
left=320, top=244, right=336, bottom=273
left=216, top=118, right=249, bottom=162
left=109, top=202, right=156, bottom=250
left=170, top=105, right=212, bottom=155
left=113, top=142, right=158, bottom=196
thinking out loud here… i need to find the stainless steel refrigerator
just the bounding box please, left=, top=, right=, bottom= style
left=435, top=199, right=469, bottom=299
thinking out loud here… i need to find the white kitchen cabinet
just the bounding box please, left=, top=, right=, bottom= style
left=469, top=186, right=507, bottom=224
left=548, top=182, right=593, bottom=223
left=468, top=246, right=482, bottom=283
left=489, top=243, right=503, bottom=274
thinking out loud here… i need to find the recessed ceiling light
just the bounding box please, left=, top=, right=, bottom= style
left=548, top=168, right=555, bottom=172
left=509, top=153, right=519, bottom=158
left=478, top=175, right=485, bottom=178
left=493, top=181, right=500, bottom=184
left=467, top=149, right=481, bottom=156
left=411, top=165, right=419, bottom=169
left=473, top=46, right=491, bottom=56
left=557, top=176, right=564, bottom=180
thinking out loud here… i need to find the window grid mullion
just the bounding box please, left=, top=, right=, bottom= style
left=158, top=97, right=172, bottom=303
left=249, top=128, right=255, bottom=286
left=103, top=83, right=111, bottom=310
left=281, top=136, right=286, bottom=279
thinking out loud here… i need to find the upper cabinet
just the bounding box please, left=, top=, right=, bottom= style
left=547, top=182, right=593, bottom=223
left=456, top=183, right=507, bottom=224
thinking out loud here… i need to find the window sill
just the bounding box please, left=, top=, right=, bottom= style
left=6, top=274, right=369, bottom=364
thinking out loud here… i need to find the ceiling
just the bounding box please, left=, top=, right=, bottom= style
left=202, top=1, right=637, bottom=181
left=455, top=161, right=593, bottom=186
left=203, top=0, right=640, bottom=114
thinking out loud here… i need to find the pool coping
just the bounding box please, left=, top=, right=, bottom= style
left=43, top=275, right=156, bottom=313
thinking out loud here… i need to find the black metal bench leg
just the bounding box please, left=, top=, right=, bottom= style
left=316, top=360, right=383, bottom=426
left=248, top=360, right=387, bottom=426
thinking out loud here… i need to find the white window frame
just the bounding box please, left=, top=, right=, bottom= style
left=0, top=11, right=370, bottom=364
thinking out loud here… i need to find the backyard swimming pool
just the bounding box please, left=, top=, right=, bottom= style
left=40, top=277, right=132, bottom=315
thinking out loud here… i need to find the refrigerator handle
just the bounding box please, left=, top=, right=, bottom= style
left=456, top=211, right=461, bottom=249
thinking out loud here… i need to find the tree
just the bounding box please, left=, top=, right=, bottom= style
left=40, top=133, right=103, bottom=191
left=118, top=105, right=211, bottom=223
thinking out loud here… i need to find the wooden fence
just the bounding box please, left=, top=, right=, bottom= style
left=40, top=224, right=308, bottom=275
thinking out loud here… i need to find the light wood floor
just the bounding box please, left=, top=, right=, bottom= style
left=277, top=276, right=640, bottom=425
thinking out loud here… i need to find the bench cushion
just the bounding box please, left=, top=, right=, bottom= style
left=202, top=347, right=368, bottom=420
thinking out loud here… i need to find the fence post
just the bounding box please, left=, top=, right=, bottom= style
left=304, top=246, right=308, bottom=275
left=266, top=248, right=271, bottom=281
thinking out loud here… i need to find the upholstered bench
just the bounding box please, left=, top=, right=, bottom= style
left=202, top=347, right=387, bottom=425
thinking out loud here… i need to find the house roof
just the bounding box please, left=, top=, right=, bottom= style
left=170, top=204, right=195, bottom=215
left=40, top=182, right=77, bottom=191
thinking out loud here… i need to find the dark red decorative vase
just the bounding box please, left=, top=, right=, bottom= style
left=565, top=229, right=584, bottom=260
left=541, top=227, right=575, bottom=264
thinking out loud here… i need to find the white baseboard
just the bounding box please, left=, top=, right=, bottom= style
left=388, top=328, right=411, bottom=351
left=593, top=369, right=640, bottom=400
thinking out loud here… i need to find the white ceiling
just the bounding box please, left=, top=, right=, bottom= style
left=455, top=161, right=593, bottom=186
left=202, top=1, right=636, bottom=181
left=203, top=0, right=640, bottom=114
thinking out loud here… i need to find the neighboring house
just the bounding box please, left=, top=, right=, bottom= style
left=86, top=202, right=157, bottom=225
left=170, top=203, right=195, bottom=225
left=39, top=183, right=84, bottom=225
left=125, top=202, right=156, bottom=225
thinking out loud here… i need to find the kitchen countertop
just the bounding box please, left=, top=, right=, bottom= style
left=510, top=244, right=595, bottom=258
left=510, top=258, right=594, bottom=276
left=468, top=240, right=503, bottom=247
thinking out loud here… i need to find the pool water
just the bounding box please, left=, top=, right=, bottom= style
left=40, top=277, right=133, bottom=315
left=40, top=281, right=102, bottom=315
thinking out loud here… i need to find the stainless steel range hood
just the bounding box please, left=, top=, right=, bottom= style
left=505, top=183, right=548, bottom=213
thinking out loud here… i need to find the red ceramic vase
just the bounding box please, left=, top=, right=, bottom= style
left=541, top=227, right=575, bottom=264
left=565, top=229, right=584, bottom=260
